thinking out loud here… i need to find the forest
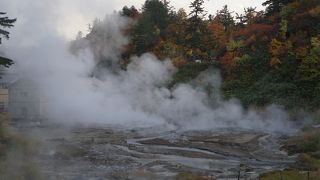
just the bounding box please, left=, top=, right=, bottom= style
left=72, top=0, right=320, bottom=112
left=0, top=0, right=320, bottom=179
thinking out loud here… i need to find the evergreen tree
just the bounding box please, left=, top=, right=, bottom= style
left=189, top=0, right=206, bottom=18
left=186, top=0, right=210, bottom=60
left=0, top=12, right=16, bottom=44
left=262, top=0, right=294, bottom=15
left=0, top=12, right=16, bottom=68
left=120, top=6, right=139, bottom=19
left=131, top=0, right=170, bottom=55
left=142, top=0, right=170, bottom=31
left=236, top=7, right=261, bottom=26
left=216, top=5, right=234, bottom=31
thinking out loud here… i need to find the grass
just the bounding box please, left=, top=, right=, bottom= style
left=284, top=129, right=320, bottom=155
left=174, top=172, right=212, bottom=180
left=0, top=113, right=10, bottom=157
left=299, top=153, right=320, bottom=170
left=0, top=113, right=42, bottom=180
left=260, top=170, right=320, bottom=180
left=261, top=128, right=320, bottom=179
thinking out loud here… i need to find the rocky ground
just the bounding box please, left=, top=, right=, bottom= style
left=17, top=124, right=298, bottom=180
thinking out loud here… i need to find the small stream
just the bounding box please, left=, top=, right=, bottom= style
left=123, top=130, right=296, bottom=179
left=21, top=125, right=297, bottom=180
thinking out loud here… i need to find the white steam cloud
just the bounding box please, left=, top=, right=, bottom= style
left=2, top=13, right=297, bottom=134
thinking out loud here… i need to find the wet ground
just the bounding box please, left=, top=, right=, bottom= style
left=20, top=125, right=297, bottom=180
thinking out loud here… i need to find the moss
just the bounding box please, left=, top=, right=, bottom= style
left=260, top=170, right=320, bottom=180
left=284, top=129, right=320, bottom=155
left=299, top=154, right=320, bottom=169
left=264, top=128, right=320, bottom=179
left=174, top=172, right=210, bottom=180
left=57, top=144, right=88, bottom=158
left=130, top=170, right=158, bottom=179
left=300, top=137, right=320, bottom=153
left=110, top=171, right=129, bottom=179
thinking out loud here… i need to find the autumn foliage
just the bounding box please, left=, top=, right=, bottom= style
left=74, top=0, right=320, bottom=110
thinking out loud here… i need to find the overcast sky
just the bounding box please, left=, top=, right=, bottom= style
left=1, top=0, right=265, bottom=43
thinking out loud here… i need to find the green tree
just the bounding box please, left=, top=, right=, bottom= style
left=236, top=7, right=262, bottom=26
left=120, top=6, right=139, bottom=19
left=189, top=0, right=206, bottom=18
left=0, top=12, right=16, bottom=44
left=216, top=5, right=234, bottom=31
left=297, top=37, right=320, bottom=83
left=142, top=0, right=170, bottom=31
left=0, top=12, right=16, bottom=68
left=186, top=0, right=211, bottom=60
left=262, top=0, right=294, bottom=15
left=131, top=0, right=170, bottom=55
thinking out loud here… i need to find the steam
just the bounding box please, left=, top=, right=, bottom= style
left=2, top=13, right=297, bottom=134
